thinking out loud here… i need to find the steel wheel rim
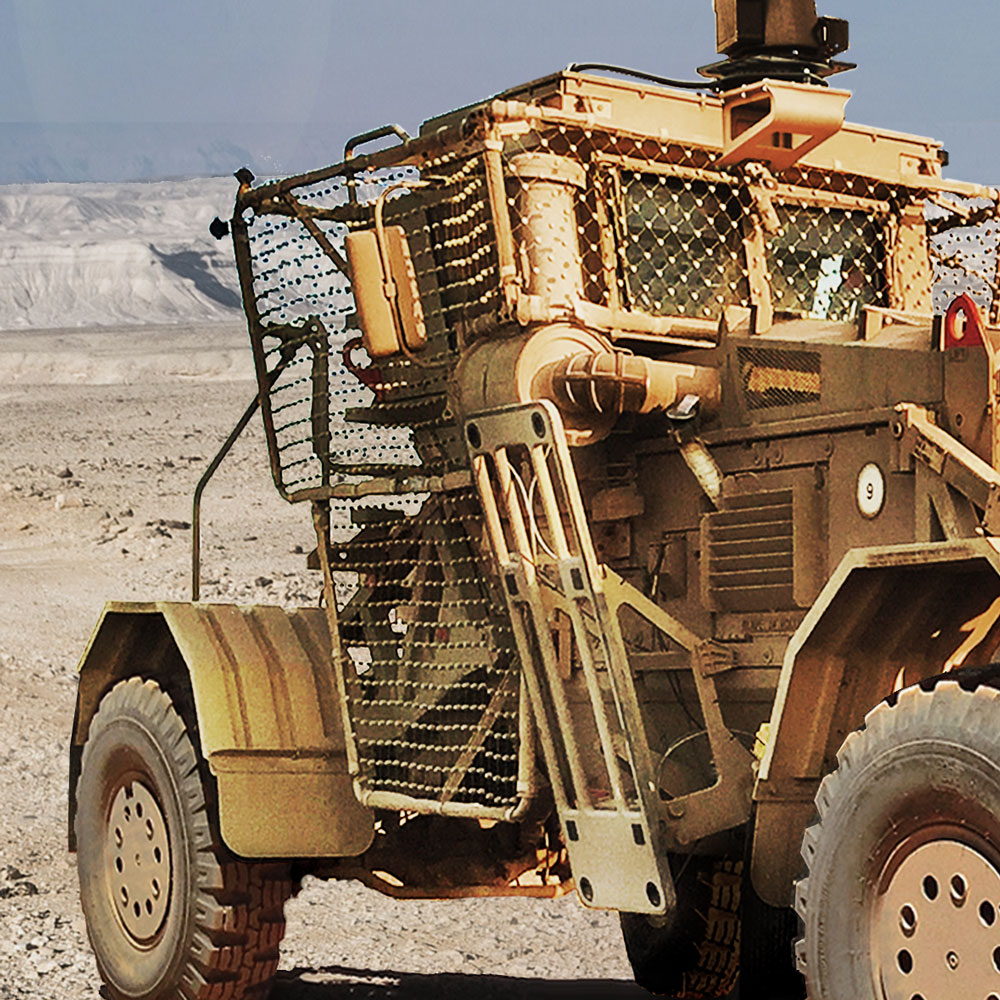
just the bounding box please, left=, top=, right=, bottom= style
left=873, top=838, right=1000, bottom=1000
left=105, top=779, right=172, bottom=944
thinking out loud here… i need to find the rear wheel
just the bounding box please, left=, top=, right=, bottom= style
left=795, top=681, right=1000, bottom=1000
left=621, top=857, right=740, bottom=998
left=739, top=870, right=805, bottom=999
left=75, top=677, right=293, bottom=1000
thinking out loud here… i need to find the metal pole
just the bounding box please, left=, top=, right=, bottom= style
left=191, top=394, right=263, bottom=602
left=190, top=359, right=289, bottom=600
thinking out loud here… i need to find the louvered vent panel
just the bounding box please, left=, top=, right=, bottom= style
left=703, top=489, right=796, bottom=611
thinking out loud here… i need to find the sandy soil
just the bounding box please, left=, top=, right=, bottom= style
left=0, top=324, right=644, bottom=999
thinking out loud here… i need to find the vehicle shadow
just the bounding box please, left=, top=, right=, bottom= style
left=271, top=966, right=648, bottom=999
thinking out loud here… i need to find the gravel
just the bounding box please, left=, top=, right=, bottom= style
left=0, top=331, right=643, bottom=998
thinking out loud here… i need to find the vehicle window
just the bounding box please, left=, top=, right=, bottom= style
left=766, top=205, right=885, bottom=322
left=618, top=174, right=750, bottom=319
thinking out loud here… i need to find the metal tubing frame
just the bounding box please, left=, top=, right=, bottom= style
left=190, top=354, right=292, bottom=601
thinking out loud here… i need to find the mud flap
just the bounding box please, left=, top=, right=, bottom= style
left=71, top=602, right=374, bottom=859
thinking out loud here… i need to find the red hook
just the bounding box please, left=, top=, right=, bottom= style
left=943, top=293, right=986, bottom=349
left=342, top=337, right=384, bottom=400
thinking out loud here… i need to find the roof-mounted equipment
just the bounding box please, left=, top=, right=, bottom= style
left=700, top=0, right=852, bottom=88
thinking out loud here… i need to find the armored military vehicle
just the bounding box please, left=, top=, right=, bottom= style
left=70, top=2, right=1000, bottom=998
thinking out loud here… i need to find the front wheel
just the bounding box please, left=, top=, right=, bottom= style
left=620, top=856, right=741, bottom=998
left=75, top=677, right=293, bottom=1000
left=795, top=681, right=1000, bottom=1000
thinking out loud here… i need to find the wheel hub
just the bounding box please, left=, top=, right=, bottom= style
left=874, top=839, right=1000, bottom=1000
left=105, top=780, right=171, bottom=942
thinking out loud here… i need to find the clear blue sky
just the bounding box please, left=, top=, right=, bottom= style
left=1, top=0, right=997, bottom=182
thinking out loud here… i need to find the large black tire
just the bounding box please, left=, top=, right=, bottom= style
left=621, top=857, right=741, bottom=998
left=76, top=677, right=293, bottom=1000
left=795, top=681, right=1000, bottom=1000
left=739, top=872, right=805, bottom=1000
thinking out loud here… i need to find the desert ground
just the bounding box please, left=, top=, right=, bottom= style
left=0, top=322, right=646, bottom=999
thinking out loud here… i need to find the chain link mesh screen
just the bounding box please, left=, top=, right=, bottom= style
left=617, top=173, right=750, bottom=318
left=928, top=196, right=1000, bottom=315
left=765, top=204, right=885, bottom=322
left=236, top=148, right=521, bottom=812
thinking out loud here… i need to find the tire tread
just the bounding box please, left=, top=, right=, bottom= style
left=622, top=858, right=741, bottom=998
left=79, top=677, right=293, bottom=1000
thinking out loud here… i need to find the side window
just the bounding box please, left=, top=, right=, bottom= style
left=615, top=173, right=750, bottom=319
left=766, top=205, right=886, bottom=323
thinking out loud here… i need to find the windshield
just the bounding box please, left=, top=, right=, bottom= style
left=615, top=171, right=888, bottom=326
left=618, top=174, right=750, bottom=319
left=765, top=205, right=886, bottom=323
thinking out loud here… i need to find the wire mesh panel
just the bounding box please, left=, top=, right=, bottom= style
left=496, top=126, right=759, bottom=332
left=239, top=167, right=425, bottom=498
left=765, top=204, right=885, bottom=322
left=738, top=346, right=821, bottom=409
left=928, top=196, right=1000, bottom=317
left=420, top=156, right=501, bottom=332
left=616, top=173, right=750, bottom=319
left=490, top=119, right=995, bottom=334
left=233, top=147, right=523, bottom=815
left=335, top=488, right=520, bottom=809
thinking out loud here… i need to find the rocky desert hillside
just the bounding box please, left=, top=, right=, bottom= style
left=0, top=177, right=241, bottom=330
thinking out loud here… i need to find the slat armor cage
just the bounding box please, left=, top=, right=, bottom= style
left=230, top=71, right=1000, bottom=820
left=232, top=142, right=526, bottom=816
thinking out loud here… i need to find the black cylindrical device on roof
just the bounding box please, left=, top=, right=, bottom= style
left=701, top=0, right=852, bottom=87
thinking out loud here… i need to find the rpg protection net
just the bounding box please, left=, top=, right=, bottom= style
left=231, top=88, right=999, bottom=816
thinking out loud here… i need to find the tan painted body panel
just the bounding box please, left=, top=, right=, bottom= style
left=72, top=601, right=373, bottom=859
left=752, top=538, right=1000, bottom=903
left=486, top=72, right=994, bottom=197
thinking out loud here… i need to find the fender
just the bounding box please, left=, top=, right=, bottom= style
left=69, top=601, right=374, bottom=858
left=752, top=538, right=1000, bottom=905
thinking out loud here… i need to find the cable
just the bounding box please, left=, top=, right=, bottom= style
left=525, top=449, right=559, bottom=561
left=566, top=62, right=718, bottom=92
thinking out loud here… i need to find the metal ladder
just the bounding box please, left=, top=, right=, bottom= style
left=465, top=400, right=675, bottom=914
